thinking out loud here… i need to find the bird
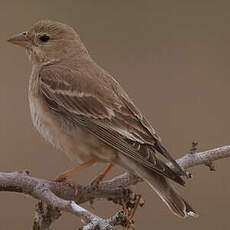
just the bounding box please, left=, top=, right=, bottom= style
left=8, top=20, right=197, bottom=218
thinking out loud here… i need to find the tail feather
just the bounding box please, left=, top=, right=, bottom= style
left=151, top=180, right=198, bottom=218
left=116, top=155, right=198, bottom=218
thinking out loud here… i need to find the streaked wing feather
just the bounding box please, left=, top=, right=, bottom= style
left=118, top=93, right=186, bottom=176
left=74, top=115, right=185, bottom=185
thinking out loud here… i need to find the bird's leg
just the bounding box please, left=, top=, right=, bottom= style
left=89, top=163, right=113, bottom=208
left=55, top=159, right=95, bottom=182
left=90, top=163, right=113, bottom=186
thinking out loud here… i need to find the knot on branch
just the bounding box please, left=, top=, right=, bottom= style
left=188, top=141, right=199, bottom=155
left=79, top=211, right=129, bottom=230
left=33, top=201, right=61, bottom=230
left=17, top=169, right=30, bottom=176
left=204, top=160, right=216, bottom=171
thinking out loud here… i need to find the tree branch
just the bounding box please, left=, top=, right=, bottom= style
left=0, top=145, right=229, bottom=229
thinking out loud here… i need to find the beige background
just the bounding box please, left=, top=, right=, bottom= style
left=1, top=1, right=230, bottom=229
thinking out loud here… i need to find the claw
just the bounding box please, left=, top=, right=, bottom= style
left=54, top=177, right=76, bottom=190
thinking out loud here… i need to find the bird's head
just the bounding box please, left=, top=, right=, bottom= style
left=8, top=20, right=87, bottom=65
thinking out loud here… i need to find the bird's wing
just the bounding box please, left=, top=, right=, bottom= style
left=39, top=63, right=185, bottom=185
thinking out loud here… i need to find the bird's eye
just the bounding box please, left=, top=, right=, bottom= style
left=39, top=35, right=50, bottom=43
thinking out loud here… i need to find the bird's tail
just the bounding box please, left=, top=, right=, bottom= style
left=146, top=173, right=198, bottom=218
left=116, top=156, right=198, bottom=218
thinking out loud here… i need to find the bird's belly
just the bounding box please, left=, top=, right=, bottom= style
left=29, top=95, right=116, bottom=163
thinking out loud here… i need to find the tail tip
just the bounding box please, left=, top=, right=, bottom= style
left=187, top=210, right=199, bottom=218
left=183, top=198, right=199, bottom=218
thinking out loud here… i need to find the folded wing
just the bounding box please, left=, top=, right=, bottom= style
left=39, top=63, right=185, bottom=185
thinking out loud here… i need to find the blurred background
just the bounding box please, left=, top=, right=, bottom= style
left=1, top=1, right=230, bottom=229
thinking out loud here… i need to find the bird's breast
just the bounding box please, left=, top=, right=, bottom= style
left=29, top=94, right=66, bottom=151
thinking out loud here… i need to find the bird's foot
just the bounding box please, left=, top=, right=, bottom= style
left=55, top=175, right=67, bottom=183
left=87, top=176, right=104, bottom=209
left=90, top=175, right=104, bottom=188
left=90, top=163, right=113, bottom=188
left=54, top=176, right=76, bottom=190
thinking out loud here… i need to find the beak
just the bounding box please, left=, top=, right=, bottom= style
left=8, top=32, right=30, bottom=48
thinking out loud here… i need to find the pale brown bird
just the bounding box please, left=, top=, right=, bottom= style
left=8, top=20, right=197, bottom=218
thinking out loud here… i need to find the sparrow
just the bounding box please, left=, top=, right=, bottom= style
left=8, top=20, right=197, bottom=218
